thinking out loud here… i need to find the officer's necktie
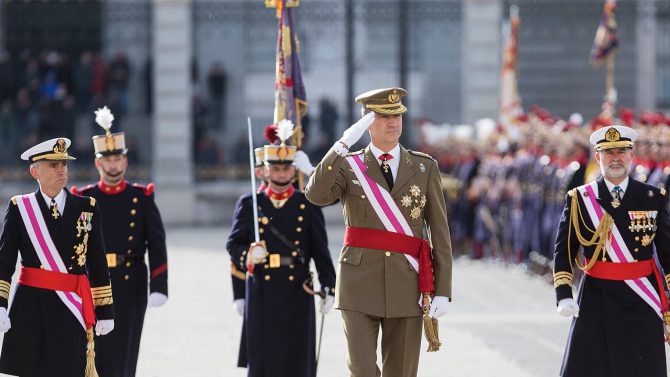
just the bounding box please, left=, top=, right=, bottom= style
left=613, top=186, right=623, bottom=201
left=50, top=199, right=60, bottom=220
left=379, top=153, right=394, bottom=190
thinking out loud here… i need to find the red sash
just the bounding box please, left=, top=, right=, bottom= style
left=18, top=267, right=95, bottom=329
left=344, top=227, right=435, bottom=293
left=585, top=259, right=669, bottom=314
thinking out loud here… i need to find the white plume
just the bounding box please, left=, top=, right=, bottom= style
left=276, top=119, right=294, bottom=144
left=95, top=106, right=115, bottom=131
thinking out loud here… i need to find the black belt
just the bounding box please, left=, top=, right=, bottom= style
left=106, top=253, right=144, bottom=268
left=256, top=254, right=298, bottom=269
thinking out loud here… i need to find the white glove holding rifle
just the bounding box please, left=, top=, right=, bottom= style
left=333, top=112, right=376, bottom=156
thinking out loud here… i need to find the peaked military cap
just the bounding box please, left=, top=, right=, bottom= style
left=21, top=138, right=76, bottom=162
left=589, top=125, right=637, bottom=151
left=355, top=87, right=408, bottom=115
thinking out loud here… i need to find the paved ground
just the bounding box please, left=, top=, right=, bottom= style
left=2, top=212, right=670, bottom=376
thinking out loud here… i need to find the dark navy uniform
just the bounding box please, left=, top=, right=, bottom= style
left=0, top=190, right=114, bottom=377
left=73, top=180, right=168, bottom=377
left=553, top=178, right=670, bottom=377
left=227, top=188, right=336, bottom=377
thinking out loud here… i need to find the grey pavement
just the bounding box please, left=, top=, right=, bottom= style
left=2, top=209, right=670, bottom=376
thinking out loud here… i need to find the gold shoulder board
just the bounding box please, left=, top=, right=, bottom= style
left=661, top=188, right=666, bottom=196
left=10, top=196, right=17, bottom=205
left=89, top=197, right=96, bottom=206
left=408, top=150, right=436, bottom=160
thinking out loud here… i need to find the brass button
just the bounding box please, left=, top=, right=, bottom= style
left=124, top=275, right=130, bottom=281
left=259, top=228, right=264, bottom=234
left=300, top=204, right=305, bottom=210
left=128, top=236, right=134, bottom=241
left=288, top=275, right=295, bottom=281
left=261, top=217, right=269, bottom=225
left=240, top=256, right=244, bottom=261
left=127, top=249, right=132, bottom=254
left=289, top=264, right=294, bottom=269
left=130, top=222, right=135, bottom=228
left=296, top=227, right=302, bottom=232
left=634, top=248, right=639, bottom=252
left=635, top=236, right=640, bottom=241
left=264, top=275, right=271, bottom=281
left=361, top=195, right=366, bottom=199
left=327, top=166, right=333, bottom=171
left=126, top=261, right=131, bottom=267
left=298, top=216, right=304, bottom=222
left=40, top=265, right=45, bottom=269
left=385, top=251, right=391, bottom=257
left=131, top=209, right=136, bottom=216
left=132, top=198, right=139, bottom=203
left=294, top=240, right=300, bottom=245
left=343, top=257, right=348, bottom=262
left=292, top=251, right=298, bottom=257
left=264, top=264, right=269, bottom=269
left=68, top=266, right=72, bottom=270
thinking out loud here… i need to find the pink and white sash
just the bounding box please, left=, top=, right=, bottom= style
left=345, top=154, right=420, bottom=272
left=578, top=182, right=663, bottom=318
left=15, top=193, right=86, bottom=329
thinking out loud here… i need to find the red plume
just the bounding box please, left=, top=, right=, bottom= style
left=264, top=124, right=279, bottom=144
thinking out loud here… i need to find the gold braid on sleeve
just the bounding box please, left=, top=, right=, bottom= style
left=568, top=188, right=614, bottom=272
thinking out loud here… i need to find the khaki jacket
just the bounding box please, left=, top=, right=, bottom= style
left=305, top=146, right=452, bottom=318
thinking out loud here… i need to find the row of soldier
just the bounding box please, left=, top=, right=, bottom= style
left=0, top=106, right=168, bottom=377
left=433, top=108, right=670, bottom=269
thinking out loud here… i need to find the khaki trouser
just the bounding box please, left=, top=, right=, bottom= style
left=341, top=310, right=422, bottom=377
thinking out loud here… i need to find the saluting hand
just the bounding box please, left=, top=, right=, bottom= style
left=0, top=308, right=11, bottom=333
left=334, top=112, right=376, bottom=156
left=294, top=151, right=315, bottom=176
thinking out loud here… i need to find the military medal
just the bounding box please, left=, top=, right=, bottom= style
left=611, top=197, right=620, bottom=208
left=51, top=205, right=59, bottom=219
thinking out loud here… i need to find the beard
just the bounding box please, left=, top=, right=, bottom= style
left=269, top=178, right=293, bottom=188
left=103, top=168, right=124, bottom=183
left=603, top=163, right=628, bottom=179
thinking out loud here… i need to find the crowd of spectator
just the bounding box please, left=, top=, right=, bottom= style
left=0, top=49, right=132, bottom=166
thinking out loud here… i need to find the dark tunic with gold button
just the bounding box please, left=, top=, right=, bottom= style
left=75, top=180, right=167, bottom=377
left=227, top=189, right=336, bottom=377
left=0, top=189, right=114, bottom=377
left=553, top=178, right=670, bottom=377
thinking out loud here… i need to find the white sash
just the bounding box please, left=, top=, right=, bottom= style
left=345, top=154, right=420, bottom=271
left=577, top=182, right=662, bottom=318
left=15, top=193, right=86, bottom=329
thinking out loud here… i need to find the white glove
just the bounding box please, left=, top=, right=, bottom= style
left=319, top=295, right=334, bottom=315
left=294, top=150, right=315, bottom=176
left=234, top=299, right=245, bottom=316
left=557, top=298, right=580, bottom=318
left=148, top=292, right=168, bottom=308
left=0, top=308, right=11, bottom=333
left=334, top=112, right=376, bottom=156
left=248, top=243, right=268, bottom=265
left=428, top=296, right=449, bottom=319
left=95, top=319, right=114, bottom=336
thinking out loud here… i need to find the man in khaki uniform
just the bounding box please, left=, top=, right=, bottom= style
left=305, top=88, right=452, bottom=377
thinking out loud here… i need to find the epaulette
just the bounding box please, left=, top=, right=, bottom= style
left=70, top=184, right=94, bottom=196
left=132, top=182, right=155, bottom=196
left=408, top=150, right=436, bottom=160
left=10, top=196, right=17, bottom=206
left=661, top=187, right=667, bottom=196
left=90, top=197, right=96, bottom=207
left=567, top=189, right=575, bottom=197
left=345, top=149, right=364, bottom=156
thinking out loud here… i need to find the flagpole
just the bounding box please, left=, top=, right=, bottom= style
left=606, top=54, right=616, bottom=109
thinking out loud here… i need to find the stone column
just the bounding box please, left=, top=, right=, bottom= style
left=462, top=0, right=502, bottom=123
left=636, top=0, right=656, bottom=110
left=152, top=0, right=195, bottom=224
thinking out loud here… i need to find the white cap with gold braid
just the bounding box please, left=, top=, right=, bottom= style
left=589, top=125, right=638, bottom=151
left=21, top=138, right=76, bottom=162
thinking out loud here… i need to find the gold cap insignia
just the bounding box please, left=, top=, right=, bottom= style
left=605, top=128, right=620, bottom=142
left=388, top=91, right=400, bottom=104
left=54, top=139, right=67, bottom=154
